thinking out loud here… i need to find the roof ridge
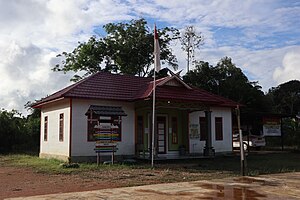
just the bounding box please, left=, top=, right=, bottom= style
left=107, top=72, right=153, bottom=80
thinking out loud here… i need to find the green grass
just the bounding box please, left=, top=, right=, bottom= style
left=1, top=152, right=299, bottom=176
left=183, top=152, right=300, bottom=176
left=0, top=154, right=136, bottom=174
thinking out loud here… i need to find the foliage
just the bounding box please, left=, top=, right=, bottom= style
left=266, top=80, right=300, bottom=115
left=183, top=57, right=269, bottom=112
left=53, top=18, right=180, bottom=81
left=0, top=109, right=23, bottom=152
left=0, top=109, right=40, bottom=153
left=281, top=118, right=300, bottom=149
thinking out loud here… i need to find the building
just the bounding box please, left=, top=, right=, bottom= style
left=32, top=71, right=238, bottom=162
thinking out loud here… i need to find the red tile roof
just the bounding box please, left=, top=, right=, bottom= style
left=32, top=72, right=238, bottom=108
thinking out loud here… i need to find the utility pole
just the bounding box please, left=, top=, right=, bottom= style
left=180, top=26, right=203, bottom=73
left=236, top=105, right=246, bottom=176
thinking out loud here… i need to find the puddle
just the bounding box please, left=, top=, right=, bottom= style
left=136, top=177, right=282, bottom=199
left=194, top=183, right=266, bottom=200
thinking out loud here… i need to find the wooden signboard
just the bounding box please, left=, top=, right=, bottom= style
left=93, top=117, right=121, bottom=165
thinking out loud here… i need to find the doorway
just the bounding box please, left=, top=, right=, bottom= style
left=157, top=116, right=167, bottom=154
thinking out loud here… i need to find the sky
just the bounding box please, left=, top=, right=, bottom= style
left=0, top=0, right=300, bottom=115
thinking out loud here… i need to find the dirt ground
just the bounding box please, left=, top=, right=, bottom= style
left=0, top=166, right=118, bottom=199
left=0, top=164, right=228, bottom=199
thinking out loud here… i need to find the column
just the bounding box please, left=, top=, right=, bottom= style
left=204, top=110, right=215, bottom=157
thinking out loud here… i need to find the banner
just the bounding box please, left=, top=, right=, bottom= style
left=263, top=117, right=281, bottom=136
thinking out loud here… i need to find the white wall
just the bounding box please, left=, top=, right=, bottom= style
left=71, top=99, right=135, bottom=157
left=40, top=99, right=70, bottom=158
left=189, top=107, right=233, bottom=153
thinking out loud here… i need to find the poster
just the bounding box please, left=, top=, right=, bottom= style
left=189, top=124, right=199, bottom=139
left=263, top=117, right=281, bottom=136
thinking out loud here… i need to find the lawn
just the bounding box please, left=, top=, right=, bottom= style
left=1, top=151, right=300, bottom=177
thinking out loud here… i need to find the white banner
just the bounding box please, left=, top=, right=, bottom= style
left=263, top=117, right=281, bottom=136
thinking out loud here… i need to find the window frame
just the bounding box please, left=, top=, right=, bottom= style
left=171, top=117, right=178, bottom=144
left=44, top=116, right=48, bottom=142
left=87, top=116, right=98, bottom=142
left=137, top=116, right=144, bottom=145
left=59, top=113, right=64, bottom=142
left=215, top=117, right=223, bottom=141
left=199, top=117, right=207, bottom=141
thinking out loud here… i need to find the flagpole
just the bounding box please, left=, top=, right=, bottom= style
left=151, top=64, right=156, bottom=168
left=151, top=24, right=161, bottom=168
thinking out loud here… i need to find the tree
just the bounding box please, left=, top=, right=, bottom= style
left=53, top=18, right=180, bottom=81
left=267, top=80, right=300, bottom=115
left=180, top=26, right=203, bottom=72
left=182, top=61, right=218, bottom=92
left=0, top=105, right=41, bottom=153
left=183, top=57, right=269, bottom=112
left=0, top=109, right=24, bottom=152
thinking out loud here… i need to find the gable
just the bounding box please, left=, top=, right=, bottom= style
left=164, top=79, right=185, bottom=87
left=157, top=75, right=192, bottom=89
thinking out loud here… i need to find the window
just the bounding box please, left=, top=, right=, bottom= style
left=199, top=117, right=207, bottom=141
left=172, top=117, right=178, bottom=144
left=111, top=116, right=122, bottom=141
left=87, top=115, right=98, bottom=141
left=44, top=116, right=48, bottom=141
left=59, top=113, right=64, bottom=141
left=137, top=116, right=144, bottom=144
left=215, top=117, right=223, bottom=140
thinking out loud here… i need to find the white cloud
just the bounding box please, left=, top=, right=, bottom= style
left=273, top=48, right=300, bottom=85
left=0, top=0, right=133, bottom=115
left=0, top=0, right=299, bottom=115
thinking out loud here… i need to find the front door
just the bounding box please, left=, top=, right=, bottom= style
left=157, top=116, right=167, bottom=154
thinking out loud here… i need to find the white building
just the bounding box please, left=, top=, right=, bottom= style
left=32, top=72, right=238, bottom=162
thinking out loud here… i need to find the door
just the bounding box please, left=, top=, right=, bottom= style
left=157, top=116, right=167, bottom=154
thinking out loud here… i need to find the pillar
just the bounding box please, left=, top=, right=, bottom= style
left=204, top=110, right=215, bottom=157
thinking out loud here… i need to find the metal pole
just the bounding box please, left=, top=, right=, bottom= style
left=236, top=105, right=245, bottom=176
left=151, top=70, right=156, bottom=168
left=112, top=146, right=114, bottom=165
left=280, top=118, right=284, bottom=151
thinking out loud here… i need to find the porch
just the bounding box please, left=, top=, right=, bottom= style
left=134, top=99, right=216, bottom=160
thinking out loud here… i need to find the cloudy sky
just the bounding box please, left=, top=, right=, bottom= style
left=1, top=0, right=300, bottom=115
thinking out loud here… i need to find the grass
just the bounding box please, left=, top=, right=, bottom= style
left=182, top=152, right=300, bottom=176
left=0, top=154, right=136, bottom=174
left=1, top=151, right=300, bottom=177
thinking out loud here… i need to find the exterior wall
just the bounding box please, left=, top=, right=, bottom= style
left=71, top=99, right=135, bottom=158
left=189, top=107, right=233, bottom=154
left=40, top=99, right=71, bottom=161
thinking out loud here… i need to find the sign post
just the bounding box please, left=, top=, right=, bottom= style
left=94, top=117, right=120, bottom=165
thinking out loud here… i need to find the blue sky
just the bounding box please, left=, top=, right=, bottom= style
left=0, top=0, right=299, bottom=114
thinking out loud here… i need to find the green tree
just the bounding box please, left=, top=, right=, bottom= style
left=0, top=109, right=24, bottom=152
left=0, top=107, right=40, bottom=153
left=183, top=57, right=269, bottom=112
left=53, top=18, right=179, bottom=81
left=267, top=80, right=300, bottom=115
left=24, top=108, right=41, bottom=150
